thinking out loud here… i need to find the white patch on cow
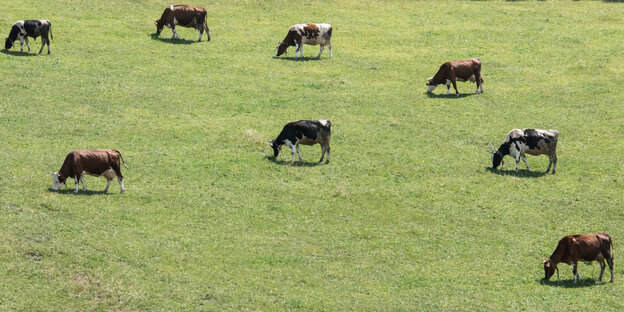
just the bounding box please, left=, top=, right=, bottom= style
left=102, top=169, right=117, bottom=180
left=173, top=17, right=178, bottom=26
left=104, top=179, right=111, bottom=192
left=427, top=85, right=437, bottom=93
left=170, top=4, right=174, bottom=10
left=319, top=120, right=329, bottom=126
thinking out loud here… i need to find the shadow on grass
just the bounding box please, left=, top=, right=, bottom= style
left=48, top=188, right=112, bottom=196
left=539, top=278, right=603, bottom=288
left=265, top=155, right=326, bottom=167
left=273, top=56, right=323, bottom=62
left=485, top=167, right=549, bottom=178
left=149, top=33, right=197, bottom=45
left=1, top=49, right=40, bottom=56
left=425, top=92, right=476, bottom=99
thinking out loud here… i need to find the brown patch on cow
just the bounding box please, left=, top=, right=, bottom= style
left=303, top=24, right=320, bottom=39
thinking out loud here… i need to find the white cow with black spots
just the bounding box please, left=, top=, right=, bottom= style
left=492, top=128, right=559, bottom=173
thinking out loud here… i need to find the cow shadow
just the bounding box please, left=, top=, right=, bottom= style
left=1, top=50, right=39, bottom=56
left=273, top=56, right=323, bottom=62
left=265, top=155, right=325, bottom=167
left=539, top=278, right=601, bottom=288
left=149, top=33, right=197, bottom=45
left=425, top=92, right=475, bottom=99
left=48, top=188, right=113, bottom=196
left=486, top=167, right=549, bottom=178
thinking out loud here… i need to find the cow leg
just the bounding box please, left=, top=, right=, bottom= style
left=545, top=157, right=553, bottom=173
left=25, top=37, right=31, bottom=52
left=514, top=154, right=521, bottom=172
left=296, top=145, right=303, bottom=162
left=573, top=261, right=579, bottom=283
left=19, top=37, right=24, bottom=52
left=47, top=38, right=51, bottom=54
left=119, top=177, right=125, bottom=194
left=607, top=254, right=614, bottom=282
left=74, top=176, right=80, bottom=194
left=446, top=82, right=451, bottom=95
left=295, top=43, right=300, bottom=58
left=80, top=176, right=87, bottom=191
left=598, top=259, right=606, bottom=282
left=104, top=179, right=112, bottom=193
left=290, top=145, right=296, bottom=164
left=171, top=27, right=178, bottom=39
left=475, top=73, right=481, bottom=94
left=111, top=163, right=124, bottom=194
left=452, top=80, right=459, bottom=96
left=521, top=155, right=530, bottom=171
left=198, top=28, right=203, bottom=42
left=38, top=38, right=45, bottom=54
left=316, top=45, right=324, bottom=58
left=551, top=153, right=557, bottom=174
left=319, top=146, right=326, bottom=163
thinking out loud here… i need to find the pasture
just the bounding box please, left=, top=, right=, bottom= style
left=1, top=0, right=624, bottom=310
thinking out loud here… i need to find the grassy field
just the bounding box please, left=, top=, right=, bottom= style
left=1, top=0, right=624, bottom=310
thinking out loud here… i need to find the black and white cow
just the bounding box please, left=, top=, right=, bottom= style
left=5, top=20, right=52, bottom=54
left=276, top=24, right=332, bottom=58
left=270, top=120, right=331, bottom=164
left=492, top=129, right=559, bottom=174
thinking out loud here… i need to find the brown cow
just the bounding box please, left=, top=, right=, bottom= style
left=426, top=58, right=483, bottom=95
left=50, top=149, right=128, bottom=194
left=543, top=233, right=614, bottom=283
left=154, top=5, right=210, bottom=42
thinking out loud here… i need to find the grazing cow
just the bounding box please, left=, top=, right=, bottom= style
left=492, top=129, right=558, bottom=174
left=276, top=23, right=332, bottom=58
left=426, top=58, right=483, bottom=95
left=50, top=149, right=128, bottom=194
left=4, top=20, right=52, bottom=54
left=270, top=120, right=331, bottom=164
left=154, top=5, right=210, bottom=42
left=543, top=233, right=614, bottom=283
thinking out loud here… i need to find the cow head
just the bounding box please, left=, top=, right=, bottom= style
left=269, top=140, right=282, bottom=157
left=154, top=19, right=163, bottom=34
left=276, top=42, right=288, bottom=57
left=5, top=37, right=14, bottom=50
left=491, top=151, right=504, bottom=169
left=543, top=258, right=559, bottom=280
left=426, top=77, right=437, bottom=93
left=50, top=172, right=66, bottom=191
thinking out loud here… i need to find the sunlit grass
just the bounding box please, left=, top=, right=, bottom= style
left=1, top=0, right=624, bottom=310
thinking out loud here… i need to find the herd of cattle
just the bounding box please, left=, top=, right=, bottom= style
left=4, top=4, right=614, bottom=284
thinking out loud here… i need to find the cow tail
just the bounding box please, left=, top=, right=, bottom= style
left=115, top=150, right=129, bottom=169
left=611, top=238, right=614, bottom=262
left=49, top=22, right=53, bottom=41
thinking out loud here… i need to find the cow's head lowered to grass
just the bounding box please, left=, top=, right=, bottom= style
left=269, top=140, right=282, bottom=157
left=491, top=150, right=504, bottom=169
left=425, top=77, right=438, bottom=93
left=542, top=258, right=558, bottom=280
left=50, top=172, right=66, bottom=191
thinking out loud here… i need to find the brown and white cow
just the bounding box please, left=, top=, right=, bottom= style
left=276, top=24, right=332, bottom=59
left=5, top=20, right=52, bottom=54
left=426, top=58, right=483, bottom=95
left=50, top=149, right=128, bottom=194
left=543, top=233, right=614, bottom=283
left=154, top=5, right=210, bottom=42
left=492, top=129, right=558, bottom=174
left=270, top=120, right=331, bottom=164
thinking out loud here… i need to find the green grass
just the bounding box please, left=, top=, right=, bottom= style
left=1, top=0, right=624, bottom=310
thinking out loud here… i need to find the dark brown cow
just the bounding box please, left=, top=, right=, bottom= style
left=51, top=149, right=128, bottom=194
left=543, top=233, right=614, bottom=283
left=276, top=24, right=332, bottom=58
left=154, top=5, right=210, bottom=42
left=426, top=58, right=483, bottom=95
